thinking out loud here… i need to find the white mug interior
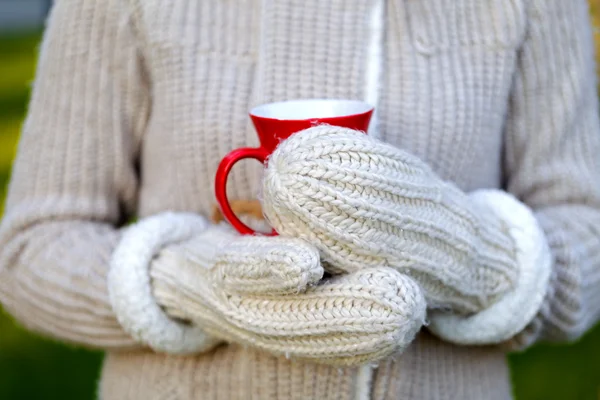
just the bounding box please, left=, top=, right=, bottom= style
left=250, top=99, right=373, bottom=120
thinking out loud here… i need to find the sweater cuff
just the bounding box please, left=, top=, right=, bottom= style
left=108, top=212, right=220, bottom=354
left=427, top=189, right=552, bottom=344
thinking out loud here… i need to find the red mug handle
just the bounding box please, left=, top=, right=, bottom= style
left=215, top=147, right=277, bottom=236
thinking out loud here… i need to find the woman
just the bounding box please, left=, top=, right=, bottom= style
left=1, top=0, right=600, bottom=398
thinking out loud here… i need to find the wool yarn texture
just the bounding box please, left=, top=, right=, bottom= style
left=111, top=213, right=427, bottom=366
left=4, top=0, right=600, bottom=396
left=262, top=126, right=520, bottom=316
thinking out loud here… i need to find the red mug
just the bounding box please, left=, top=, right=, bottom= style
left=215, top=99, right=374, bottom=235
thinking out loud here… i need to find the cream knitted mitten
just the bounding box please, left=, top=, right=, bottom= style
left=108, top=213, right=426, bottom=366
left=262, top=126, right=551, bottom=345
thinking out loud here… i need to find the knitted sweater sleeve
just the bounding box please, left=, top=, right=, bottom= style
left=502, top=0, right=600, bottom=348
left=0, top=0, right=149, bottom=348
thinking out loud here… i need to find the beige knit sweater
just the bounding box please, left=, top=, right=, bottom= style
left=1, top=0, right=600, bottom=398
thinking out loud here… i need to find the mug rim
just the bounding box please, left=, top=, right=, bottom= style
left=250, top=98, right=374, bottom=121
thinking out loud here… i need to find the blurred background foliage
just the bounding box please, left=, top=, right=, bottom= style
left=1, top=2, right=600, bottom=399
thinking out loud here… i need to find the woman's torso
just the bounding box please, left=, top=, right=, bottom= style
left=103, top=0, right=527, bottom=398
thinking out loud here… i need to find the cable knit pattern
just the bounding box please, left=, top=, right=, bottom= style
left=0, top=0, right=599, bottom=398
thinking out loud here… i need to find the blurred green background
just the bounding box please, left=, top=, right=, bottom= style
left=2, top=3, right=600, bottom=400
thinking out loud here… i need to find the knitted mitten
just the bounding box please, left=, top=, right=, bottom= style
left=262, top=126, right=551, bottom=345
left=108, top=212, right=426, bottom=366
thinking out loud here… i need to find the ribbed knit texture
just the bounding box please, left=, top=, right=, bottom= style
left=262, top=126, right=519, bottom=315
left=0, top=0, right=599, bottom=398
left=149, top=222, right=425, bottom=365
